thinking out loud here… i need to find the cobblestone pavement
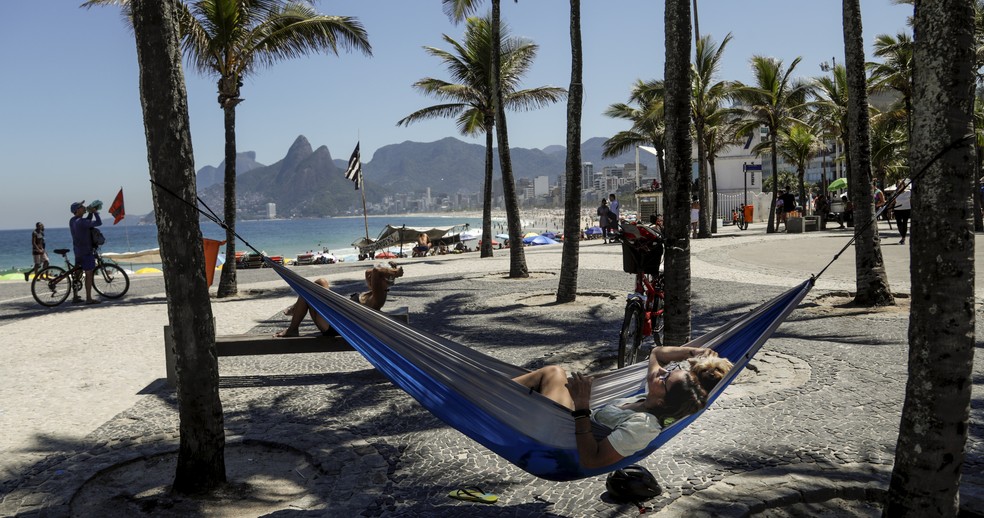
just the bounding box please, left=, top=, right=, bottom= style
left=1, top=230, right=982, bottom=517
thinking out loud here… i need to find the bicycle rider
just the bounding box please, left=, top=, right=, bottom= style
left=69, top=200, right=102, bottom=304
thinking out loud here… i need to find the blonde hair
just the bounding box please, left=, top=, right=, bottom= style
left=688, top=356, right=734, bottom=394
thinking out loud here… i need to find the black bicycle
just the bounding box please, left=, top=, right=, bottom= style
left=31, top=248, right=130, bottom=307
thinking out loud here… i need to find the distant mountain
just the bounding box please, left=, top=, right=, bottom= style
left=192, top=134, right=658, bottom=218
left=195, top=151, right=265, bottom=189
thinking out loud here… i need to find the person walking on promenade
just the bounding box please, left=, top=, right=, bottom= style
left=69, top=201, right=102, bottom=304
left=892, top=180, right=912, bottom=244
left=275, top=262, right=404, bottom=337
left=608, top=193, right=621, bottom=243
left=597, top=198, right=611, bottom=243
left=26, top=222, right=49, bottom=282
left=690, top=197, right=700, bottom=238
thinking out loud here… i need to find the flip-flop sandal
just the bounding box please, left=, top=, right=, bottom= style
left=448, top=486, right=498, bottom=504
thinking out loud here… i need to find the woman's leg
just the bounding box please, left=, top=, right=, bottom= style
left=512, top=365, right=575, bottom=410
left=896, top=210, right=910, bottom=242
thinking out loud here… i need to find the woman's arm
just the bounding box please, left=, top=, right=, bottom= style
left=567, top=373, right=624, bottom=469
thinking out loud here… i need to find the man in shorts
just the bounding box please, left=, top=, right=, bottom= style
left=274, top=262, right=404, bottom=337
left=26, top=222, right=49, bottom=282
left=69, top=201, right=102, bottom=304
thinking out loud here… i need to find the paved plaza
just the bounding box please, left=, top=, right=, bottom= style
left=0, top=222, right=981, bottom=517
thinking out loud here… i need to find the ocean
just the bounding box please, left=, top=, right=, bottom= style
left=0, top=214, right=533, bottom=271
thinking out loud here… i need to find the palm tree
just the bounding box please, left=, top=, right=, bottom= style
left=443, top=0, right=530, bottom=278
left=397, top=15, right=564, bottom=260
left=603, top=80, right=667, bottom=180
left=733, top=56, right=811, bottom=234
left=868, top=31, right=914, bottom=141
left=557, top=0, right=583, bottom=303
left=886, top=0, right=976, bottom=514
left=811, top=64, right=849, bottom=192
left=691, top=33, right=732, bottom=237
left=84, top=0, right=372, bottom=297
left=129, top=0, right=224, bottom=492
left=844, top=0, right=894, bottom=306
left=775, top=122, right=821, bottom=209
left=662, top=0, right=694, bottom=346
left=703, top=109, right=743, bottom=226
left=869, top=114, right=907, bottom=185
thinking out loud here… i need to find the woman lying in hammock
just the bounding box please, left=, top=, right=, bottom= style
left=513, top=347, right=732, bottom=469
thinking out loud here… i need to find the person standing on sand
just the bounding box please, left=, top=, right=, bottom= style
left=69, top=201, right=102, bottom=304
left=597, top=198, right=611, bottom=243
left=275, top=262, right=404, bottom=337
left=26, top=222, right=49, bottom=282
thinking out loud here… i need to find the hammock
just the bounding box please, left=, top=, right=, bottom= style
left=268, top=261, right=812, bottom=481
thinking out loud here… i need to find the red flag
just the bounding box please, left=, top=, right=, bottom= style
left=109, top=188, right=125, bottom=225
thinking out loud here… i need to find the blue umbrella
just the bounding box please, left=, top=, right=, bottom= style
left=541, top=231, right=557, bottom=239
left=523, top=235, right=560, bottom=246
left=494, top=233, right=510, bottom=240
left=585, top=226, right=603, bottom=235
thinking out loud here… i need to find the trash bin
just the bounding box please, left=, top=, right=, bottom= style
left=743, top=204, right=754, bottom=223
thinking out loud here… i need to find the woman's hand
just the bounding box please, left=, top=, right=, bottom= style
left=566, top=372, right=594, bottom=410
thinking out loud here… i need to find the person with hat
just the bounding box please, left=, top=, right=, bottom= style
left=26, top=222, right=49, bottom=282
left=69, top=200, right=102, bottom=304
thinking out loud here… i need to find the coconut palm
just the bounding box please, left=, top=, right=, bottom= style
left=703, top=109, right=743, bottom=226
left=397, top=15, right=564, bottom=260
left=775, top=122, right=821, bottom=209
left=733, top=56, right=811, bottom=234
left=128, top=0, right=224, bottom=492
left=662, top=0, right=694, bottom=346
left=844, top=0, right=894, bottom=306
left=886, top=1, right=976, bottom=514
left=443, top=0, right=530, bottom=278
left=557, top=0, right=583, bottom=304
left=691, top=33, right=732, bottom=237
left=603, top=80, right=667, bottom=178
left=84, top=0, right=372, bottom=297
left=869, top=114, right=908, bottom=185
left=810, top=64, right=849, bottom=191
left=868, top=31, right=913, bottom=141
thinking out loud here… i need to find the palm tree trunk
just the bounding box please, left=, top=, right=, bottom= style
left=557, top=0, right=582, bottom=303
left=481, top=124, right=494, bottom=258
left=843, top=0, right=894, bottom=306
left=768, top=138, right=778, bottom=233
left=696, top=120, right=711, bottom=238
left=709, top=152, right=718, bottom=233
left=975, top=138, right=983, bottom=232
left=491, top=0, right=528, bottom=278
left=886, top=1, right=976, bottom=514
left=662, top=0, right=693, bottom=345
left=797, top=167, right=806, bottom=213
left=130, top=0, right=226, bottom=493
left=216, top=91, right=238, bottom=298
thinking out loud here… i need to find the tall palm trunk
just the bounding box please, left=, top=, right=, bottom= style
left=491, top=0, right=528, bottom=278
left=481, top=120, right=494, bottom=258
left=885, top=1, right=976, bottom=514
left=709, top=149, right=719, bottom=232
left=696, top=120, right=711, bottom=237
left=768, top=135, right=779, bottom=233
left=843, top=0, right=893, bottom=306
left=975, top=137, right=983, bottom=232
left=662, top=0, right=693, bottom=345
left=130, top=0, right=226, bottom=492
left=216, top=74, right=242, bottom=298
left=557, top=0, right=582, bottom=303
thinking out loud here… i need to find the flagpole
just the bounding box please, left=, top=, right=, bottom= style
left=360, top=136, right=369, bottom=244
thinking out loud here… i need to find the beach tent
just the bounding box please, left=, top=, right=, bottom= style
left=267, top=259, right=811, bottom=481
left=353, top=224, right=469, bottom=255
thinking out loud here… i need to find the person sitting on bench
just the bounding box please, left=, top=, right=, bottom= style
left=274, top=262, right=404, bottom=337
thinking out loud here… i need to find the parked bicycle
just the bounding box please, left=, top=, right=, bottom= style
left=732, top=205, right=749, bottom=230
left=31, top=248, right=130, bottom=307
left=617, top=220, right=665, bottom=368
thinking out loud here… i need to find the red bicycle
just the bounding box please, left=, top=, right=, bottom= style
left=617, top=221, right=665, bottom=368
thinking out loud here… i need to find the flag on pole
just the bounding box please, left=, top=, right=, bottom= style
left=108, top=188, right=125, bottom=224
left=344, top=142, right=362, bottom=190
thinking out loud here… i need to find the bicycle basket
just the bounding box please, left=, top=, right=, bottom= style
left=621, top=239, right=663, bottom=275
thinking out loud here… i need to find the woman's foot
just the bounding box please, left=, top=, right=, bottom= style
left=274, top=328, right=299, bottom=338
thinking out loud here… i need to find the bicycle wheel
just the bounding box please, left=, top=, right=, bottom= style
left=92, top=263, right=130, bottom=299
left=738, top=217, right=748, bottom=230
left=618, top=301, right=645, bottom=368
left=31, top=266, right=70, bottom=307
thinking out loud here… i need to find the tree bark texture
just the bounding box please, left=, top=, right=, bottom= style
left=843, top=0, right=895, bottom=306
left=696, top=120, right=712, bottom=238
left=662, top=0, right=693, bottom=346
left=217, top=96, right=239, bottom=297
left=885, top=0, right=976, bottom=515
left=491, top=0, right=529, bottom=278
left=557, top=0, right=582, bottom=303
left=768, top=137, right=778, bottom=232
left=481, top=121, right=495, bottom=258
left=130, top=0, right=226, bottom=493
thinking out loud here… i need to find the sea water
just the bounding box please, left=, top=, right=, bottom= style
left=0, top=215, right=496, bottom=271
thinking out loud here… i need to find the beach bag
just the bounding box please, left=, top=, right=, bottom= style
left=91, top=227, right=106, bottom=248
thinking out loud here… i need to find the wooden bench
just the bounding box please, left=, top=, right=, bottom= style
left=164, top=307, right=409, bottom=386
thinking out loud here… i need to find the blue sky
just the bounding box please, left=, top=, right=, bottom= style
left=0, top=0, right=911, bottom=231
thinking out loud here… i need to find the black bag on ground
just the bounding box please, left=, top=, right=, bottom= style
left=605, top=464, right=662, bottom=502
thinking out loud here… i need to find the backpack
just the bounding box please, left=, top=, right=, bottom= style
left=91, top=227, right=106, bottom=248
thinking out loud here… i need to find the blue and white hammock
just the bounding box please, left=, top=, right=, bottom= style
left=269, top=261, right=812, bottom=481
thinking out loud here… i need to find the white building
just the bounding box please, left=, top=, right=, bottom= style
left=266, top=203, right=276, bottom=219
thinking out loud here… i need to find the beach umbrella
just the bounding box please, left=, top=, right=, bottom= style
left=541, top=231, right=557, bottom=239
left=459, top=230, right=482, bottom=241
left=827, top=178, right=848, bottom=191
left=585, top=226, right=603, bottom=236
left=376, top=251, right=397, bottom=259
left=523, top=235, right=559, bottom=246
left=523, top=232, right=539, bottom=238
left=494, top=233, right=510, bottom=240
